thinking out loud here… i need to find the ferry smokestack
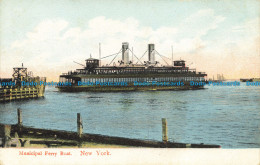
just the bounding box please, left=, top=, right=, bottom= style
left=148, top=44, right=155, bottom=64
left=122, top=42, right=129, bottom=64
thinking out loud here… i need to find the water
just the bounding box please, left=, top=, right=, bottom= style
left=0, top=83, right=259, bottom=148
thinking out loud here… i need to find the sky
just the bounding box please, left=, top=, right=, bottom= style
left=0, top=0, right=259, bottom=81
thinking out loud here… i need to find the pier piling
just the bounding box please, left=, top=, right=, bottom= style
left=17, top=108, right=23, bottom=134
left=77, top=113, right=83, bottom=138
left=0, top=124, right=11, bottom=147
left=162, top=118, right=168, bottom=143
left=17, top=108, right=22, bottom=126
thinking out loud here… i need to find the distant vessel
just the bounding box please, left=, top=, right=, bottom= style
left=240, top=78, right=260, bottom=82
left=0, top=64, right=46, bottom=102
left=252, top=78, right=260, bottom=82
left=208, top=74, right=225, bottom=83
left=240, top=78, right=253, bottom=82
left=58, top=42, right=207, bottom=92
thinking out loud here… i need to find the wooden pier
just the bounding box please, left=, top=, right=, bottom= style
left=0, top=87, right=44, bottom=102
left=0, top=109, right=221, bottom=148
left=0, top=65, right=46, bottom=102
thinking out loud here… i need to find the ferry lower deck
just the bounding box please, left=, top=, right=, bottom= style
left=57, top=81, right=205, bottom=92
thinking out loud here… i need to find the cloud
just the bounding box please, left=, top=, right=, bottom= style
left=27, top=19, right=69, bottom=41
left=232, top=18, right=259, bottom=35
left=3, top=16, right=180, bottom=70
left=1, top=9, right=259, bottom=80
left=181, top=9, right=226, bottom=38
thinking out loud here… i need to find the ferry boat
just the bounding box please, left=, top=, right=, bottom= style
left=240, top=78, right=253, bottom=82
left=0, top=64, right=46, bottom=102
left=58, top=43, right=207, bottom=92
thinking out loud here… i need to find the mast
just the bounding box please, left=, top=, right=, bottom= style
left=99, top=43, right=101, bottom=66
left=171, top=45, right=173, bottom=66
left=132, top=47, right=134, bottom=64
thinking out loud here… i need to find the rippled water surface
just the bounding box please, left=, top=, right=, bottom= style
left=0, top=83, right=259, bottom=148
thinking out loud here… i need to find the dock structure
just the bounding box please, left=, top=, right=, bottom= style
left=0, top=109, right=221, bottom=148
left=0, top=65, right=46, bottom=102
left=0, top=87, right=45, bottom=102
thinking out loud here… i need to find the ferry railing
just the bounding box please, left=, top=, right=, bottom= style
left=62, top=69, right=204, bottom=76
